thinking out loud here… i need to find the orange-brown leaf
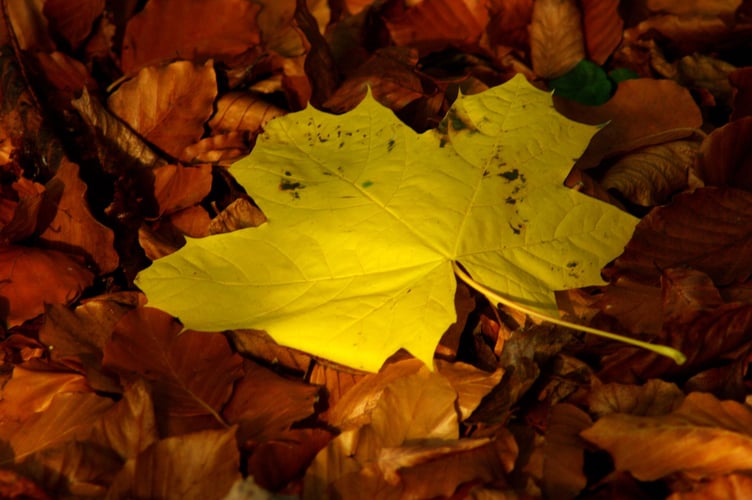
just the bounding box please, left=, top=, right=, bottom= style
left=529, top=0, right=585, bottom=79
left=38, top=159, right=119, bottom=273
left=580, top=0, right=623, bottom=65
left=108, top=60, right=217, bottom=159
left=107, top=427, right=241, bottom=499
left=696, top=116, right=752, bottom=190
left=102, top=307, right=243, bottom=430
left=120, top=0, right=261, bottom=74
left=209, top=92, right=286, bottom=134
left=152, top=164, right=212, bottom=216
left=581, top=392, right=752, bottom=481
left=0, top=246, right=94, bottom=327
left=543, top=404, right=591, bottom=499
left=43, top=0, right=105, bottom=49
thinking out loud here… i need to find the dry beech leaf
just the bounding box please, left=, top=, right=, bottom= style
left=696, top=116, right=752, bottom=190
left=613, top=188, right=752, bottom=285
left=43, top=0, right=104, bottom=49
left=435, top=359, right=504, bottom=420
left=107, top=427, right=241, bottom=500
left=72, top=88, right=165, bottom=172
left=581, top=392, right=752, bottom=481
left=89, top=378, right=158, bottom=460
left=151, top=164, right=212, bottom=216
left=308, top=362, right=365, bottom=415
left=529, top=0, right=585, bottom=79
left=668, top=474, right=752, bottom=500
left=601, top=139, right=700, bottom=206
left=581, top=0, right=623, bottom=65
left=7, top=0, right=54, bottom=51
left=0, top=469, right=50, bottom=500
left=38, top=159, right=119, bottom=273
left=0, top=177, right=45, bottom=243
left=108, top=60, right=217, bottom=160
left=227, top=329, right=311, bottom=372
left=210, top=92, right=287, bottom=134
left=588, top=379, right=685, bottom=418
left=33, top=51, right=98, bottom=101
left=304, top=359, right=459, bottom=498
left=208, top=197, right=267, bottom=235
left=254, top=0, right=330, bottom=57
left=677, top=53, right=736, bottom=103
left=138, top=222, right=185, bottom=261
left=222, top=359, right=320, bottom=443
left=555, top=78, right=702, bottom=169
left=9, top=392, right=114, bottom=463
left=384, top=0, right=490, bottom=50
left=181, top=132, right=249, bottom=165
left=543, top=403, right=591, bottom=500
left=168, top=205, right=211, bottom=238
left=594, top=274, right=664, bottom=335
left=486, top=0, right=533, bottom=52
left=333, top=437, right=518, bottom=499
left=0, top=246, right=94, bottom=327
left=102, top=307, right=243, bottom=430
left=0, top=367, right=91, bottom=423
left=120, top=0, right=261, bottom=74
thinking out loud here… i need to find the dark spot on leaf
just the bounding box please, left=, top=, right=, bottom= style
left=362, top=180, right=373, bottom=188
left=567, top=261, right=578, bottom=268
left=280, top=179, right=304, bottom=191
left=387, top=139, right=395, bottom=152
left=339, top=142, right=345, bottom=148
left=505, top=196, right=516, bottom=204
left=500, top=169, right=519, bottom=181
left=284, top=171, right=292, bottom=176
left=483, top=170, right=489, bottom=177
left=508, top=222, right=520, bottom=235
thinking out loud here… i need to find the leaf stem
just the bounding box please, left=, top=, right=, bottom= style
left=452, top=262, right=687, bottom=365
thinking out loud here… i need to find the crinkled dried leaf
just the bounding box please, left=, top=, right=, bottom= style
left=435, top=359, right=504, bottom=420
left=33, top=51, right=98, bottom=103
left=90, top=379, right=158, bottom=460
left=333, top=437, right=517, bottom=499
left=102, top=307, right=243, bottom=427
left=588, top=379, right=685, bottom=418
left=0, top=178, right=44, bottom=243
left=555, top=78, right=702, bottom=169
left=38, top=159, right=119, bottom=273
left=543, top=403, right=591, bottom=500
left=0, top=367, right=91, bottom=423
left=487, top=0, right=533, bottom=51
left=120, top=0, right=261, bottom=74
left=304, top=359, right=459, bottom=498
left=581, top=392, right=752, bottom=481
left=208, top=197, right=266, bottom=235
left=614, top=188, right=752, bottom=285
left=601, top=139, right=700, bottom=206
left=594, top=274, right=663, bottom=335
left=730, top=67, right=752, bottom=120
left=72, top=88, right=165, bottom=172
left=581, top=0, right=623, bottom=65
left=209, top=92, right=287, bottom=134
left=152, top=164, right=212, bottom=216
left=0, top=246, right=94, bottom=327
left=107, top=427, right=240, bottom=500
left=181, top=132, right=249, bottom=165
left=255, top=0, right=330, bottom=57
left=529, top=0, right=585, bottom=79
left=0, top=469, right=50, bottom=500
left=168, top=206, right=211, bottom=238
left=137, top=75, right=638, bottom=372
left=43, top=0, right=104, bottom=49
left=108, top=60, right=217, bottom=159
left=677, top=53, right=736, bottom=103
left=223, top=360, right=320, bottom=442
left=696, top=116, right=752, bottom=190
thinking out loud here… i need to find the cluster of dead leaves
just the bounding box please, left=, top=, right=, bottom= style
left=1, top=0, right=752, bottom=498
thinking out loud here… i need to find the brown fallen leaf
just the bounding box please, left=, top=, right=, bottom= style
left=581, top=0, right=622, bottom=65
left=542, top=403, right=591, bottom=500
left=593, top=274, right=664, bottom=336
left=529, top=0, right=585, bottom=79
left=435, top=359, right=504, bottom=420
left=43, top=0, right=104, bottom=50
left=223, top=359, right=320, bottom=443
left=209, top=92, right=287, bottom=135
left=0, top=469, right=51, bottom=500
left=383, top=0, right=490, bottom=52
left=0, top=177, right=45, bottom=244
left=587, top=379, right=685, bottom=418
left=486, top=0, right=533, bottom=52
left=180, top=132, right=250, bottom=165
left=668, top=473, right=752, bottom=499
left=106, top=427, right=241, bottom=500
left=0, top=246, right=94, bottom=327
left=151, top=164, right=212, bottom=217
left=612, top=188, right=752, bottom=285
left=729, top=66, right=752, bottom=120
left=38, top=159, right=119, bottom=273
left=108, top=60, right=217, bottom=160
left=304, top=359, right=459, bottom=498
left=208, top=197, right=267, bottom=235
left=102, top=307, right=244, bottom=435
left=695, top=116, right=752, bottom=190
left=555, top=78, right=702, bottom=169
left=581, top=392, right=752, bottom=481
left=120, top=0, right=261, bottom=75
left=167, top=205, right=211, bottom=238
left=601, top=138, right=701, bottom=206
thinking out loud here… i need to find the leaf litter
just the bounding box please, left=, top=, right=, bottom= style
left=1, top=1, right=752, bottom=498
